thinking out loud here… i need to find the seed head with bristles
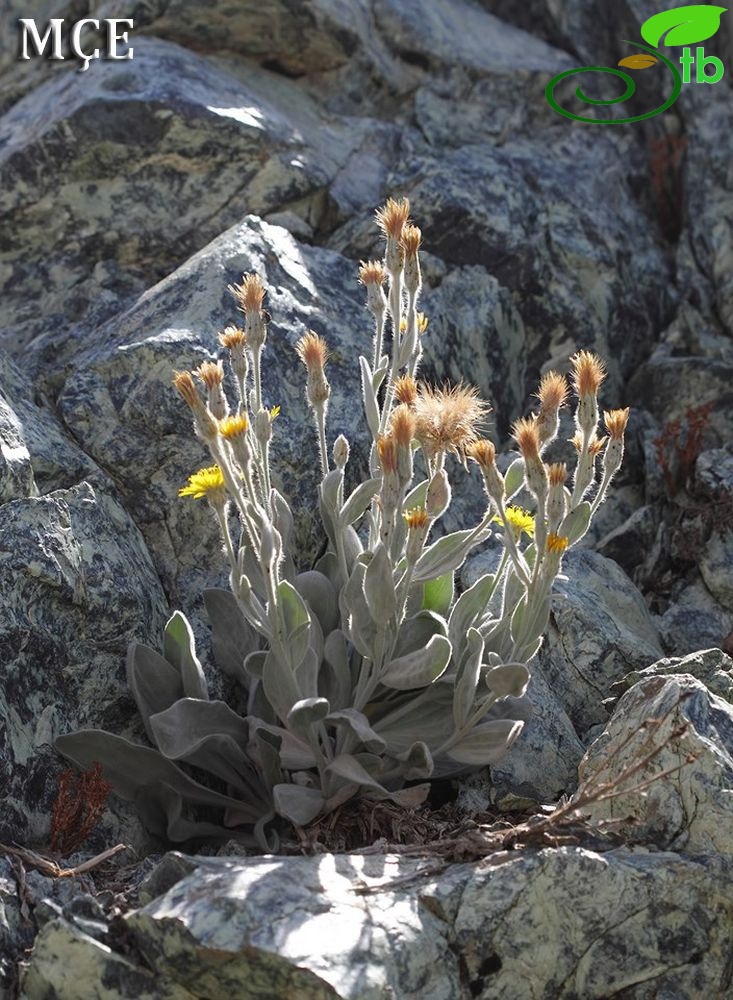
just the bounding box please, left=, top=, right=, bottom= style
left=195, top=360, right=225, bottom=390
left=604, top=407, right=630, bottom=441
left=230, top=273, right=266, bottom=315
left=295, top=331, right=330, bottom=372
left=390, top=404, right=416, bottom=449
left=359, top=260, right=387, bottom=287
left=377, top=434, right=398, bottom=476
left=172, top=370, right=200, bottom=410
left=547, top=462, right=567, bottom=487
left=400, top=224, right=422, bottom=258
left=536, top=371, right=569, bottom=411
left=570, top=350, right=606, bottom=397
left=394, top=374, right=418, bottom=408
left=219, top=326, right=247, bottom=351
left=375, top=197, right=410, bottom=240
left=413, top=382, right=489, bottom=459
left=466, top=439, right=496, bottom=470
left=512, top=416, right=541, bottom=461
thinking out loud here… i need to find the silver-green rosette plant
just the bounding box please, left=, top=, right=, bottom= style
left=57, top=199, right=630, bottom=850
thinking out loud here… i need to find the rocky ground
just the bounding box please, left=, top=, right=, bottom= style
left=1, top=0, right=732, bottom=996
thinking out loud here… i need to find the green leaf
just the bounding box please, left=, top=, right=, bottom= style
left=164, top=611, right=208, bottom=701
left=422, top=570, right=454, bottom=616
left=641, top=5, right=726, bottom=47
left=372, top=681, right=455, bottom=754
left=447, top=719, right=524, bottom=766
left=204, top=589, right=258, bottom=684
left=363, top=543, right=397, bottom=623
left=262, top=650, right=302, bottom=722
left=326, top=708, right=386, bottom=754
left=559, top=501, right=591, bottom=545
left=359, top=356, right=381, bottom=438
left=414, top=528, right=489, bottom=583
left=287, top=697, right=330, bottom=738
left=272, top=784, right=324, bottom=826
left=381, top=634, right=452, bottom=690
left=277, top=579, right=311, bottom=667
left=453, top=628, right=484, bottom=729
left=393, top=610, right=448, bottom=660
left=341, top=478, right=381, bottom=526
left=504, top=457, right=526, bottom=499
left=449, top=573, right=496, bottom=665
left=484, top=662, right=530, bottom=698
left=294, top=571, right=339, bottom=635
left=126, top=642, right=183, bottom=745
left=55, top=730, right=252, bottom=814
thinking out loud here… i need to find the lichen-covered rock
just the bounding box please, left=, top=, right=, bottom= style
left=0, top=38, right=392, bottom=353
left=22, top=848, right=733, bottom=999
left=581, top=673, right=733, bottom=854
left=656, top=575, right=733, bottom=658
left=610, top=648, right=733, bottom=706
left=538, top=549, right=664, bottom=737
left=55, top=216, right=373, bottom=612
left=0, top=480, right=168, bottom=850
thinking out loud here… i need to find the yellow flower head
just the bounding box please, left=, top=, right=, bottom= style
left=179, top=465, right=227, bottom=502
left=219, top=414, right=248, bottom=440
left=270, top=405, right=281, bottom=420
left=492, top=505, right=535, bottom=539
left=417, top=312, right=428, bottom=336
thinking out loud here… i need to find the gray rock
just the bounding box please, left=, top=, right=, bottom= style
left=656, top=575, right=733, bottom=657
left=700, top=528, right=733, bottom=612
left=581, top=673, right=733, bottom=854
left=611, top=648, right=733, bottom=706
left=0, top=480, right=168, bottom=850
left=539, top=549, right=664, bottom=738
left=596, top=504, right=658, bottom=576
left=22, top=848, right=733, bottom=999
left=695, top=448, right=733, bottom=499
left=55, top=216, right=374, bottom=610
left=0, top=38, right=390, bottom=352
left=459, top=658, right=584, bottom=809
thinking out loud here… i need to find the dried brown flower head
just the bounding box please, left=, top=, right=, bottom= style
left=394, top=375, right=418, bottom=408
left=570, top=350, right=606, bottom=397
left=400, top=224, right=422, bottom=257
left=375, top=197, right=410, bottom=240
left=512, top=416, right=541, bottom=461
left=377, top=434, right=398, bottom=475
left=536, top=371, right=569, bottom=411
left=358, top=260, right=387, bottom=286
left=195, top=360, right=225, bottom=390
left=604, top=407, right=630, bottom=440
left=414, top=382, right=489, bottom=458
left=295, top=331, right=330, bottom=372
left=219, top=326, right=247, bottom=350
left=230, top=273, right=266, bottom=314
left=547, top=462, right=567, bottom=486
left=172, top=370, right=200, bottom=410
left=466, top=439, right=497, bottom=470
left=390, top=404, right=416, bottom=449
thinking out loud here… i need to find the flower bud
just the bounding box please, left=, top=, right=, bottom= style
left=333, top=434, right=350, bottom=470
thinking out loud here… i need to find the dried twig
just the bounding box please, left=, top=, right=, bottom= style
left=0, top=843, right=128, bottom=879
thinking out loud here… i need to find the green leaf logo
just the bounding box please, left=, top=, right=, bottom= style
left=641, top=4, right=727, bottom=47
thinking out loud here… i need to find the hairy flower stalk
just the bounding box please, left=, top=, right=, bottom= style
left=61, top=201, right=630, bottom=852
left=359, top=260, right=388, bottom=371
left=296, top=332, right=331, bottom=475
